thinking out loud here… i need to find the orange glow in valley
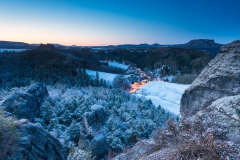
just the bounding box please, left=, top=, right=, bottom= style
left=130, top=81, right=148, bottom=93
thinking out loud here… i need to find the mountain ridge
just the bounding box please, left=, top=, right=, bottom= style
left=0, top=39, right=223, bottom=54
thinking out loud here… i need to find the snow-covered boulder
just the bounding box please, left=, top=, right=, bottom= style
left=26, top=82, right=50, bottom=105
left=0, top=83, right=50, bottom=122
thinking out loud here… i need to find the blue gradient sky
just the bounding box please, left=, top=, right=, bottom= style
left=0, top=0, right=239, bottom=46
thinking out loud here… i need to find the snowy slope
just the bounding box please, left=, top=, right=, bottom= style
left=86, top=69, right=118, bottom=83
left=108, top=62, right=128, bottom=70
left=136, top=81, right=189, bottom=115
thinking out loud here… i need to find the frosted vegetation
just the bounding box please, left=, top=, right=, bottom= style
left=34, top=86, right=176, bottom=151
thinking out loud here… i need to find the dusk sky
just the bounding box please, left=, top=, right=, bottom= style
left=0, top=0, right=240, bottom=46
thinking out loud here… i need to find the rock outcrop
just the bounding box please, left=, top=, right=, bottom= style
left=26, top=82, right=50, bottom=105
left=112, top=140, right=157, bottom=160
left=9, top=120, right=68, bottom=160
left=194, top=95, right=240, bottom=141
left=0, top=83, right=50, bottom=122
left=110, top=40, right=240, bottom=159
left=220, top=40, right=240, bottom=54
left=181, top=40, right=240, bottom=117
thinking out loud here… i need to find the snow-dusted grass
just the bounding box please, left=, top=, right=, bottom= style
left=136, top=81, right=189, bottom=115
left=108, top=62, right=128, bottom=70
left=86, top=69, right=118, bottom=83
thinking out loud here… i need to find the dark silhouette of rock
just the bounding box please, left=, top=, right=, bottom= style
left=9, top=121, right=67, bottom=160
left=181, top=40, right=240, bottom=117
left=0, top=83, right=50, bottom=122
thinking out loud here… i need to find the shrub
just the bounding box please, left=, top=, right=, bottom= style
left=171, top=74, right=198, bottom=84
left=153, top=117, right=240, bottom=159
left=0, top=112, right=19, bottom=159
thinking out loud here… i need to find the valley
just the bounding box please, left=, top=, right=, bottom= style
left=0, top=40, right=239, bottom=160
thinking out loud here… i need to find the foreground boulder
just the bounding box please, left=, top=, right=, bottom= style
left=181, top=40, right=240, bottom=117
left=194, top=95, right=240, bottom=141
left=9, top=120, right=68, bottom=160
left=0, top=83, right=50, bottom=122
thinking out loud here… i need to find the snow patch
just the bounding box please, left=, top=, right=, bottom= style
left=136, top=81, right=189, bottom=115
left=108, top=62, right=128, bottom=70
left=86, top=69, right=118, bottom=83
left=91, top=104, right=103, bottom=111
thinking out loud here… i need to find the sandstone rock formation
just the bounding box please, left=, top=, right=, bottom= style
left=181, top=40, right=240, bottom=117
left=9, top=121, right=68, bottom=160
left=194, top=95, right=240, bottom=141
left=113, top=140, right=157, bottom=160
left=111, top=40, right=240, bottom=159
left=0, top=83, right=50, bottom=122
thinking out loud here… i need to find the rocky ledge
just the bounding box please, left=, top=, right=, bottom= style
left=9, top=120, right=68, bottom=160
left=181, top=40, right=240, bottom=117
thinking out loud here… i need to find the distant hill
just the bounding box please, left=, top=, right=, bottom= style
left=0, top=39, right=223, bottom=54
left=175, top=39, right=223, bottom=54
left=92, top=39, right=223, bottom=54
left=0, top=41, right=31, bottom=49
left=0, top=41, right=64, bottom=49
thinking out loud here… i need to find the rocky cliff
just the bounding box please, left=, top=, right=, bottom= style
left=111, top=40, right=240, bottom=159
left=0, top=83, right=67, bottom=160
left=9, top=120, right=68, bottom=160
left=0, top=83, right=50, bottom=122
left=181, top=40, right=240, bottom=117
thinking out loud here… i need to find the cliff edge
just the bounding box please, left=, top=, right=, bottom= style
left=180, top=40, right=240, bottom=117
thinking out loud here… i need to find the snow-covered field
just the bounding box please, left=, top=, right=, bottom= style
left=108, top=62, right=128, bottom=70
left=0, top=48, right=26, bottom=52
left=86, top=69, right=118, bottom=83
left=136, top=81, right=189, bottom=115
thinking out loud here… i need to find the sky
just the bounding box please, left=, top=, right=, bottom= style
left=0, top=0, right=240, bottom=46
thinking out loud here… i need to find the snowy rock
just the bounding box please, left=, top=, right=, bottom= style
left=26, top=82, right=50, bottom=105
left=0, top=93, right=39, bottom=122
left=112, top=140, right=157, bottom=160
left=0, top=83, right=50, bottom=122
left=85, top=104, right=107, bottom=128
left=220, top=40, right=240, bottom=54
left=9, top=122, right=67, bottom=160
left=91, top=104, right=103, bottom=111
left=195, top=95, right=240, bottom=141
left=181, top=40, right=240, bottom=117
